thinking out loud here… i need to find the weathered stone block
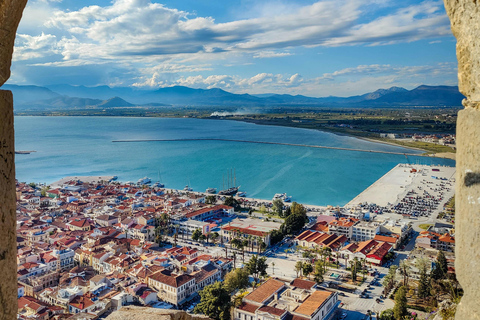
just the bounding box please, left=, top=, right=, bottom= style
left=0, top=90, right=17, bottom=320
left=444, top=0, right=480, bottom=105
left=455, top=108, right=480, bottom=320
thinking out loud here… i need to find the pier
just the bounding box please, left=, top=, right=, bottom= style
left=112, top=138, right=434, bottom=157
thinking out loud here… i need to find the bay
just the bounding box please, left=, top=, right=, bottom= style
left=14, top=116, right=455, bottom=206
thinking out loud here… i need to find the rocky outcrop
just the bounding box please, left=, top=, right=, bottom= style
left=105, top=307, right=211, bottom=320
left=0, top=0, right=28, bottom=86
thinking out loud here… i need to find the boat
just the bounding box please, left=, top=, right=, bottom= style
left=154, top=182, right=165, bottom=188
left=237, top=191, right=247, bottom=197
left=219, top=186, right=239, bottom=196
left=206, top=188, right=217, bottom=194
left=218, top=168, right=240, bottom=196
left=137, top=177, right=151, bottom=185
left=273, top=193, right=292, bottom=202
left=184, top=185, right=193, bottom=191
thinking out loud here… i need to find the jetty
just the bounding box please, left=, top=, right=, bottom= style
left=113, top=138, right=435, bottom=158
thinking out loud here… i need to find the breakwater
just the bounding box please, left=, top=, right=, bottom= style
left=112, top=138, right=427, bottom=157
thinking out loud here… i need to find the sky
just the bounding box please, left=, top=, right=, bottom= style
left=9, top=0, right=458, bottom=97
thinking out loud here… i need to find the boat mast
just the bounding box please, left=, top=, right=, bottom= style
left=234, top=168, right=236, bottom=188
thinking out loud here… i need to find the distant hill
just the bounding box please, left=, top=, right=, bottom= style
left=2, top=84, right=60, bottom=105
left=5, top=83, right=465, bottom=111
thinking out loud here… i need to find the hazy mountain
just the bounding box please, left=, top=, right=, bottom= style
left=96, top=97, right=133, bottom=108
left=8, top=83, right=464, bottom=110
left=2, top=84, right=60, bottom=105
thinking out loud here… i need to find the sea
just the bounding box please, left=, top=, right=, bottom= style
left=14, top=116, right=455, bottom=206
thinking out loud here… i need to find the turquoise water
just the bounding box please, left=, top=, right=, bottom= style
left=14, top=116, right=455, bottom=206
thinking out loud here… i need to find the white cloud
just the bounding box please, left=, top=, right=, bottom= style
left=253, top=51, right=293, bottom=58
left=13, top=33, right=59, bottom=61
left=15, top=0, right=452, bottom=66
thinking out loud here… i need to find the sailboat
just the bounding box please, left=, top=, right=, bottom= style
left=218, top=168, right=239, bottom=195
left=154, top=170, right=165, bottom=188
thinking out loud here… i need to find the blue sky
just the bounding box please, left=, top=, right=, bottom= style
left=9, top=0, right=458, bottom=97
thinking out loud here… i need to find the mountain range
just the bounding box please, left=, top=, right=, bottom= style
left=2, top=84, right=465, bottom=111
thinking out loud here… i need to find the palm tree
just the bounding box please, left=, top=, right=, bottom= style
left=272, top=262, right=275, bottom=275
left=295, top=261, right=303, bottom=278
left=399, top=260, right=410, bottom=288
left=241, top=240, right=248, bottom=262
left=232, top=252, right=237, bottom=269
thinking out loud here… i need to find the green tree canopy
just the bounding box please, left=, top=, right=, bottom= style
left=245, top=255, right=268, bottom=279
left=302, top=262, right=313, bottom=279
left=393, top=286, right=408, bottom=320
left=194, top=281, right=231, bottom=320
left=224, top=196, right=240, bottom=210
left=205, top=195, right=216, bottom=204
left=192, top=229, right=202, bottom=242
left=272, top=199, right=284, bottom=216
left=432, top=250, right=448, bottom=280
left=224, top=268, right=250, bottom=293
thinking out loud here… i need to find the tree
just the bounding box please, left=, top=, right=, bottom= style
left=349, top=257, right=361, bottom=283
left=224, top=196, right=240, bottom=210
left=393, top=286, right=408, bottom=320
left=282, top=206, right=291, bottom=218
left=379, top=309, right=394, bottom=320
left=205, top=195, right=216, bottom=204
left=399, top=260, right=410, bottom=288
left=432, top=250, right=448, bottom=280
left=270, top=229, right=284, bottom=245
left=194, top=282, right=231, bottom=320
left=281, top=212, right=307, bottom=235
left=382, top=265, right=398, bottom=295
left=302, top=262, right=313, bottom=279
left=314, top=260, right=325, bottom=284
left=290, top=202, right=307, bottom=216
left=192, top=229, right=202, bottom=242
left=272, top=199, right=284, bottom=216
left=224, top=268, right=250, bottom=293
left=272, top=262, right=275, bottom=275
left=245, top=255, right=268, bottom=280
left=295, top=261, right=304, bottom=278
left=210, top=232, right=219, bottom=244
left=417, top=262, right=431, bottom=300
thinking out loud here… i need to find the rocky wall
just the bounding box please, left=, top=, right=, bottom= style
left=444, top=0, right=480, bottom=319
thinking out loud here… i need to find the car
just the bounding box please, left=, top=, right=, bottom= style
left=338, top=292, right=346, bottom=296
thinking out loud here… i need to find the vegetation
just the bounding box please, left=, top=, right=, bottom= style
left=302, top=262, right=313, bottom=279
left=393, top=286, right=408, bottom=320
left=224, top=196, right=241, bottom=210
left=205, top=195, right=216, bottom=204
left=245, top=255, right=268, bottom=280
left=280, top=202, right=308, bottom=235
left=419, top=224, right=432, bottom=230
left=223, top=268, right=250, bottom=293
left=272, top=199, right=284, bottom=216
left=192, top=229, right=202, bottom=242
left=194, top=281, right=231, bottom=320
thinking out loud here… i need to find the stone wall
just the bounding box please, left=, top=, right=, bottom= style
left=444, top=1, right=480, bottom=319
left=0, top=1, right=28, bottom=319
left=105, top=307, right=211, bottom=320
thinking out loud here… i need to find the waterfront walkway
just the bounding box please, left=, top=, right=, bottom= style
left=112, top=138, right=428, bottom=157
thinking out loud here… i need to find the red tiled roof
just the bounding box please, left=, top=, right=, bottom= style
left=245, top=278, right=284, bottom=304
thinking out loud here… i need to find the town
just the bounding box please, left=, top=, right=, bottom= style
left=17, top=164, right=458, bottom=320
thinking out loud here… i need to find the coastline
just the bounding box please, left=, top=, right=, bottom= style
left=227, top=117, right=456, bottom=159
